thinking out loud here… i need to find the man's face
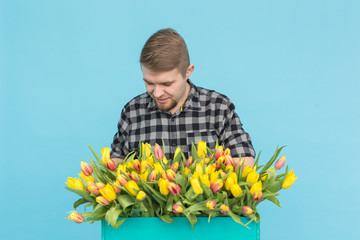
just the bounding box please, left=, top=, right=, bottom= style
left=142, top=65, right=194, bottom=114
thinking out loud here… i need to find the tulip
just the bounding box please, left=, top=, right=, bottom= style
left=79, top=171, right=95, bottom=183
left=214, top=146, right=223, bottom=160
left=172, top=204, right=183, bottom=214
left=225, top=155, right=234, bottom=166
left=126, top=161, right=134, bottom=169
left=101, top=147, right=111, bottom=163
left=206, top=200, right=216, bottom=210
left=96, top=182, right=106, bottom=189
left=210, top=171, right=219, bottom=184
left=225, top=165, right=234, bottom=172
left=174, top=147, right=181, bottom=159
left=184, top=167, right=191, bottom=178
left=113, top=185, right=121, bottom=194
left=282, top=169, right=297, bottom=189
left=154, top=143, right=164, bottom=160
left=66, top=177, right=84, bottom=190
left=220, top=204, right=230, bottom=215
left=220, top=171, right=226, bottom=178
left=242, top=206, right=253, bottom=215
left=250, top=181, right=262, bottom=195
left=206, top=164, right=216, bottom=175
left=148, top=171, right=157, bottom=182
left=199, top=174, right=210, bottom=188
left=158, top=178, right=170, bottom=196
left=170, top=162, right=179, bottom=172
left=162, top=156, right=168, bottom=164
left=246, top=170, right=259, bottom=185
left=197, top=140, right=207, bottom=158
left=190, top=177, right=203, bottom=194
left=140, top=160, right=148, bottom=173
left=142, top=143, right=152, bottom=159
left=154, top=162, right=163, bottom=174
left=168, top=182, right=181, bottom=195
left=125, top=180, right=140, bottom=196
left=96, top=196, right=109, bottom=205
left=252, top=191, right=263, bottom=202
left=223, top=148, right=231, bottom=156
left=132, top=159, right=141, bottom=171
left=68, top=211, right=84, bottom=223
left=185, top=156, right=193, bottom=168
left=161, top=171, right=169, bottom=180
left=242, top=165, right=253, bottom=179
left=260, top=167, right=276, bottom=181
left=117, top=174, right=128, bottom=186
left=117, top=165, right=127, bottom=175
left=136, top=191, right=146, bottom=200
left=99, top=183, right=117, bottom=201
left=230, top=184, right=243, bottom=197
left=195, top=164, right=203, bottom=174
left=216, top=159, right=222, bottom=169
left=225, top=176, right=235, bottom=191
left=105, top=158, right=117, bottom=171
left=166, top=169, right=176, bottom=181
left=140, top=170, right=148, bottom=182
left=87, top=182, right=100, bottom=195
left=80, top=161, right=93, bottom=176
left=275, top=156, right=286, bottom=170
left=130, top=171, right=140, bottom=182
left=210, top=179, right=223, bottom=193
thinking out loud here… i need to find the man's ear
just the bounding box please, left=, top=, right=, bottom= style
left=186, top=64, right=195, bottom=79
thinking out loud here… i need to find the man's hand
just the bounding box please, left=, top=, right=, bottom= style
left=233, top=157, right=255, bottom=168
left=111, top=158, right=123, bottom=165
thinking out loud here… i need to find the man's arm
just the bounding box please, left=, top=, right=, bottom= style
left=233, top=157, right=255, bottom=168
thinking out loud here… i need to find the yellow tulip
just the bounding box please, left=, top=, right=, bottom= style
left=125, top=180, right=140, bottom=196
left=282, top=169, right=297, bottom=189
left=225, top=165, right=234, bottom=172
left=230, top=184, right=243, bottom=197
left=199, top=174, right=210, bottom=188
left=246, top=170, right=259, bottom=185
left=197, top=140, right=207, bottom=158
left=174, top=147, right=181, bottom=159
left=96, top=196, right=109, bottom=205
left=210, top=171, right=219, bottom=184
left=68, top=211, right=84, bottom=223
left=250, top=181, right=262, bottom=195
left=140, top=170, right=148, bottom=182
left=79, top=171, right=95, bottom=183
left=184, top=167, right=191, bottom=178
left=195, top=164, right=203, bottom=174
left=242, top=165, right=253, bottom=179
left=66, top=177, right=84, bottom=190
left=136, top=191, right=146, bottom=200
left=158, top=178, right=170, bottom=196
left=101, top=147, right=111, bottom=163
left=206, top=164, right=216, bottom=175
left=117, top=165, right=127, bottom=175
left=80, top=161, right=93, bottom=176
left=190, top=177, right=203, bottom=194
left=260, top=167, right=276, bottom=181
left=142, top=143, right=152, bottom=159
left=99, top=183, right=117, bottom=201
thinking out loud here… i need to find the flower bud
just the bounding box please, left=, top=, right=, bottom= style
left=246, top=170, right=259, bottom=185
left=206, top=200, right=216, bottom=210
left=68, top=211, right=84, bottom=223
left=242, top=165, right=253, bottom=179
left=174, top=147, right=181, bottom=159
left=125, top=180, right=140, bottom=196
left=158, top=178, right=170, bottom=196
left=185, top=156, right=193, bottom=168
left=282, top=169, right=297, bottom=189
left=168, top=182, right=181, bottom=195
left=96, top=196, right=109, bottom=205
left=172, top=204, right=183, bottom=214
left=99, top=183, right=117, bottom=201
left=132, top=159, right=141, bottom=171
left=230, top=184, right=243, bottom=197
left=96, top=182, right=106, bottom=189
left=130, top=171, right=140, bottom=182
left=220, top=204, right=230, bottom=214
left=166, top=169, right=176, bottom=181
left=242, top=206, right=253, bottom=215
left=148, top=171, right=157, bottom=182
left=101, top=147, right=111, bottom=163
left=66, top=177, right=85, bottom=190
left=113, top=185, right=121, bottom=194
left=142, top=143, right=152, bottom=159
left=117, top=174, right=128, bottom=186
left=210, top=179, right=223, bottom=193
left=154, top=143, right=164, bottom=160
left=250, top=181, right=262, bottom=195
left=80, top=161, right=93, bottom=176
left=184, top=167, right=191, bottom=178
left=223, top=148, right=231, bottom=156
left=210, top=171, right=219, bottom=184
left=197, top=140, right=207, bottom=158
left=105, top=158, right=117, bottom=171
left=214, top=146, right=223, bottom=160
left=79, top=171, right=95, bottom=183
left=199, top=174, right=210, bottom=187
left=87, top=182, right=100, bottom=195
left=275, top=156, right=286, bottom=170
left=225, top=155, right=234, bottom=166
left=252, top=191, right=263, bottom=202
left=190, top=177, right=203, bottom=194
left=136, top=191, right=146, bottom=200
left=170, top=162, right=179, bottom=172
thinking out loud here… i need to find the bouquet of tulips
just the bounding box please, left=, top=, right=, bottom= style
left=65, top=141, right=297, bottom=230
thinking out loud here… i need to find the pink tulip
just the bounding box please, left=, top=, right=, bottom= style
left=214, top=146, right=223, bottom=160
left=96, top=196, right=110, bottom=205
left=252, top=191, right=263, bottom=202
left=80, top=161, right=93, bottom=176
left=185, top=156, right=193, bottom=168
left=105, top=158, right=117, bottom=171
left=242, top=206, right=253, bottom=215
left=206, top=200, right=216, bottom=210
left=172, top=204, right=183, bottom=214
left=133, top=159, right=141, bottom=171
left=117, top=175, right=128, bottom=186
left=148, top=171, right=157, bottom=182
left=170, top=162, right=179, bottom=172
left=154, top=143, right=164, bottom=160
left=220, top=204, right=230, bottom=214
left=68, top=211, right=84, bottom=223
left=275, top=156, right=286, bottom=170
left=168, top=182, right=181, bottom=195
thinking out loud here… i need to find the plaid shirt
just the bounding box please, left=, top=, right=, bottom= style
left=110, top=80, right=255, bottom=159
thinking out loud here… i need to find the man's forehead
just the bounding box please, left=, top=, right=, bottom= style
left=142, top=67, right=181, bottom=83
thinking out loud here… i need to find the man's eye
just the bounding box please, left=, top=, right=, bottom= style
left=163, top=83, right=172, bottom=87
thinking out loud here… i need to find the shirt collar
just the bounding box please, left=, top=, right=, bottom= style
left=146, top=79, right=202, bottom=113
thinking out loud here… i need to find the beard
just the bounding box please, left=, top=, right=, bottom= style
left=155, top=98, right=178, bottom=112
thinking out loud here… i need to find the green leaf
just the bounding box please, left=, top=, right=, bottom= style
left=229, top=211, right=250, bottom=229
left=159, top=215, right=175, bottom=223
left=73, top=198, right=89, bottom=210
left=117, top=195, right=135, bottom=210
left=113, top=218, right=127, bottom=229
left=88, top=145, right=101, bottom=163
left=105, top=205, right=122, bottom=228
left=91, top=204, right=108, bottom=217
left=259, top=145, right=286, bottom=176
left=254, top=150, right=262, bottom=168
left=141, top=180, right=167, bottom=206
left=191, top=142, right=200, bottom=162
left=65, top=187, right=94, bottom=202
left=266, top=196, right=282, bottom=207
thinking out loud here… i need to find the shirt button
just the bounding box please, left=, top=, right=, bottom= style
left=171, top=118, right=175, bottom=123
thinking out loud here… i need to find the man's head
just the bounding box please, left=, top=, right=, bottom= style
left=140, top=28, right=190, bottom=78
left=140, top=28, right=194, bottom=114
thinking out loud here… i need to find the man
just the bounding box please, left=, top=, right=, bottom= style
left=110, top=28, right=255, bottom=167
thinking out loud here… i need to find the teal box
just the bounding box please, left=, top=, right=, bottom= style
left=102, top=217, right=260, bottom=240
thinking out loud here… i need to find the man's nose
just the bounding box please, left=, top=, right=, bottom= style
left=153, top=85, right=164, bottom=98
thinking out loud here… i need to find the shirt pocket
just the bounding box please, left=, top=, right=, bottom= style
left=186, top=131, right=218, bottom=151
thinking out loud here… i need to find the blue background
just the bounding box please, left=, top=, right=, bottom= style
left=1, top=0, right=359, bottom=239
